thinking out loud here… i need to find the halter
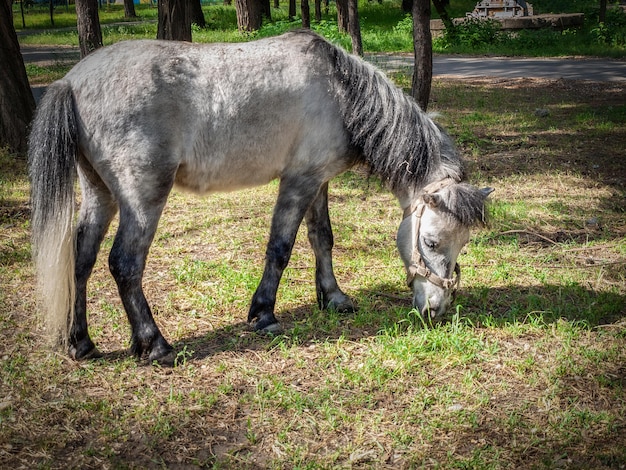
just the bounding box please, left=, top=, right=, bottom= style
left=403, top=178, right=461, bottom=292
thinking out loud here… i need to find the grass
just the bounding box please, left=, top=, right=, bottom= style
left=14, top=0, right=626, bottom=57
left=1, top=71, right=625, bottom=467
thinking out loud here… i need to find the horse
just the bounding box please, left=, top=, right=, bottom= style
left=29, top=30, right=492, bottom=364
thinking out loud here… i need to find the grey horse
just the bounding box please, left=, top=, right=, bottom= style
left=29, top=30, right=492, bottom=364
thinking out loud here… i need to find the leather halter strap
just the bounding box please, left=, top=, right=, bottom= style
left=404, top=178, right=461, bottom=291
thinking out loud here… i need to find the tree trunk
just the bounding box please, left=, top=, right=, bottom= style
left=288, top=0, right=296, bottom=20
left=261, top=0, right=271, bottom=20
left=158, top=0, right=192, bottom=40
left=301, top=0, right=310, bottom=28
left=235, top=0, right=262, bottom=31
left=347, top=0, right=362, bottom=56
left=411, top=0, right=432, bottom=111
left=432, top=0, right=455, bottom=32
left=599, top=0, right=607, bottom=22
left=314, top=0, right=321, bottom=22
left=49, top=0, right=55, bottom=26
left=123, top=0, right=138, bottom=19
left=76, top=0, right=103, bottom=58
left=336, top=0, right=348, bottom=32
left=273, top=0, right=278, bottom=9
left=190, top=0, right=206, bottom=27
left=0, top=0, right=36, bottom=154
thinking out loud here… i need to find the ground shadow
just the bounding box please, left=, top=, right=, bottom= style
left=169, top=280, right=625, bottom=363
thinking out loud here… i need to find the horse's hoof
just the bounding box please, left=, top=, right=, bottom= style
left=328, top=299, right=356, bottom=313
left=253, top=315, right=283, bottom=335
left=148, top=348, right=176, bottom=367
left=322, top=293, right=356, bottom=313
left=69, top=339, right=102, bottom=361
left=257, top=322, right=283, bottom=335
left=146, top=338, right=175, bottom=366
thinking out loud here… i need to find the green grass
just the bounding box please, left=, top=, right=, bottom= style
left=1, top=75, right=625, bottom=468
left=14, top=0, right=626, bottom=57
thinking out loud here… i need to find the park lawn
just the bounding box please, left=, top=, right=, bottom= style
left=0, top=74, right=625, bottom=467
left=14, top=0, right=626, bottom=57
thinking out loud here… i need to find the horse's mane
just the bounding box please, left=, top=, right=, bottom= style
left=302, top=31, right=465, bottom=193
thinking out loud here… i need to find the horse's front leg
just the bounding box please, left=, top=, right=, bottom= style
left=248, top=175, right=322, bottom=333
left=305, top=182, right=355, bottom=313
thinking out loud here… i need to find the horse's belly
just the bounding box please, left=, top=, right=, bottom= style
left=174, top=155, right=283, bottom=194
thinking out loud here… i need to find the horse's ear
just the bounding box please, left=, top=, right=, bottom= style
left=423, top=193, right=442, bottom=208
left=481, top=187, right=495, bottom=197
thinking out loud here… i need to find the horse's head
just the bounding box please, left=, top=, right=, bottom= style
left=397, top=179, right=493, bottom=320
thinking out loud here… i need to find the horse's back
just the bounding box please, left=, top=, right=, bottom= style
left=63, top=32, right=351, bottom=194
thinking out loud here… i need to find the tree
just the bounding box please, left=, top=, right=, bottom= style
left=190, top=0, right=206, bottom=28
left=158, top=0, right=192, bottom=40
left=235, top=0, right=263, bottom=31
left=599, top=0, right=607, bottom=22
left=48, top=0, right=55, bottom=26
left=347, top=0, right=362, bottom=56
left=403, top=0, right=455, bottom=33
left=0, top=0, right=36, bottom=154
left=288, top=0, right=296, bottom=20
left=123, top=0, right=138, bottom=19
left=336, top=0, right=348, bottom=32
left=261, top=0, right=271, bottom=20
left=76, top=0, right=103, bottom=58
left=301, top=0, right=310, bottom=28
left=411, top=0, right=432, bottom=110
left=432, top=0, right=455, bottom=34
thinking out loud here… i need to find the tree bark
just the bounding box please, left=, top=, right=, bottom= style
left=432, top=0, right=455, bottom=32
left=599, top=0, right=607, bottom=22
left=190, top=0, right=206, bottom=27
left=123, top=0, right=138, bottom=19
left=0, top=0, right=36, bottom=154
left=49, top=0, right=55, bottom=26
left=288, top=0, right=296, bottom=20
left=261, top=0, right=271, bottom=20
left=301, top=0, right=310, bottom=28
left=235, top=0, right=263, bottom=31
left=76, top=0, right=103, bottom=58
left=411, top=0, right=432, bottom=111
left=314, top=0, right=321, bottom=22
left=336, top=0, right=348, bottom=32
left=347, top=0, right=362, bottom=56
left=158, top=0, right=192, bottom=40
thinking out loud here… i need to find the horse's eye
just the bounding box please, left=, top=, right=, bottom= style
left=423, top=238, right=438, bottom=250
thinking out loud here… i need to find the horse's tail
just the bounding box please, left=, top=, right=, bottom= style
left=28, top=80, right=78, bottom=347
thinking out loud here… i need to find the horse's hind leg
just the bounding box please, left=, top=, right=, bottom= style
left=305, top=183, right=355, bottom=313
left=109, top=184, right=175, bottom=364
left=70, top=165, right=117, bottom=360
left=248, top=175, right=323, bottom=333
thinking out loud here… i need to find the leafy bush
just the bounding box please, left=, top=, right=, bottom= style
left=393, top=14, right=413, bottom=36
left=590, top=7, right=626, bottom=46
left=435, top=18, right=503, bottom=49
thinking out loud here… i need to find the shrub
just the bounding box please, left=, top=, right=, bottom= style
left=435, top=17, right=503, bottom=49
left=590, top=7, right=626, bottom=46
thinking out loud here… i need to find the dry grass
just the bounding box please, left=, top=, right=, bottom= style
left=1, top=77, right=625, bottom=469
